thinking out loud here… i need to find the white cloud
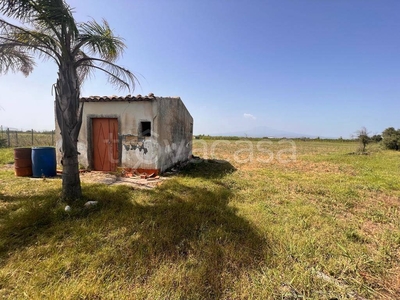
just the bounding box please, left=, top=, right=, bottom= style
left=244, top=113, right=256, bottom=120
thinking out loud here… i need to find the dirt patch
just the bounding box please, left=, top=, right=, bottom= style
left=80, top=171, right=167, bottom=189
left=0, top=164, right=14, bottom=170
left=1, top=163, right=166, bottom=189
left=80, top=171, right=118, bottom=185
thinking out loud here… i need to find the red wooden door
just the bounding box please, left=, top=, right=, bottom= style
left=92, top=118, right=118, bottom=171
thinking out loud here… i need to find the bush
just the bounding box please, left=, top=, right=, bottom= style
left=356, top=127, right=370, bottom=153
left=0, top=138, right=7, bottom=148
left=382, top=127, right=400, bottom=150
left=370, top=134, right=382, bottom=143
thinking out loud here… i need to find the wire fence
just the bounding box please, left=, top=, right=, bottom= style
left=0, top=126, right=55, bottom=148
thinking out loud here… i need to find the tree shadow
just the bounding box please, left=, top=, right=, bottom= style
left=0, top=187, right=63, bottom=254
left=94, top=181, right=269, bottom=298
left=179, top=158, right=236, bottom=179
left=0, top=168, right=269, bottom=299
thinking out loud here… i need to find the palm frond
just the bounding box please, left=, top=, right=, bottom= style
left=0, top=45, right=35, bottom=76
left=75, top=49, right=94, bottom=84
left=76, top=57, right=137, bottom=92
left=1, top=1, right=136, bottom=90
left=0, top=0, right=78, bottom=41
left=0, top=18, right=61, bottom=63
left=75, top=19, right=125, bottom=62
left=0, top=0, right=35, bottom=21
left=33, top=0, right=79, bottom=39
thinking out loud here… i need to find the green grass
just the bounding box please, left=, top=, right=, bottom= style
left=0, top=131, right=55, bottom=148
left=0, top=140, right=399, bottom=299
left=0, top=148, right=13, bottom=165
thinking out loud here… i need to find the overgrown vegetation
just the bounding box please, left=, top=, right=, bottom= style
left=382, top=127, right=400, bottom=150
left=0, top=140, right=399, bottom=299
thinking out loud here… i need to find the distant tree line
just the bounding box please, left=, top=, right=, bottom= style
left=356, top=127, right=400, bottom=152
left=196, top=128, right=400, bottom=152
left=195, top=135, right=355, bottom=142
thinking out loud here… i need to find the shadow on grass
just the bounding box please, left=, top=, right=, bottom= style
left=179, top=158, right=236, bottom=179
left=0, top=187, right=63, bottom=253
left=89, top=181, right=269, bottom=298
left=0, top=164, right=268, bottom=299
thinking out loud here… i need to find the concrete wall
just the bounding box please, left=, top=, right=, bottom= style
left=155, top=97, right=193, bottom=172
left=55, top=96, right=193, bottom=173
left=83, top=100, right=158, bottom=170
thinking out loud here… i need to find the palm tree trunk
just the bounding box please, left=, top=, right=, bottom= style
left=61, top=149, right=82, bottom=201
left=55, top=63, right=83, bottom=203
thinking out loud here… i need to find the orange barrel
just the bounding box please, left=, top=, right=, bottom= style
left=14, top=148, right=33, bottom=176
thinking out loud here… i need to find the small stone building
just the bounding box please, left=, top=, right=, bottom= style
left=55, top=94, right=193, bottom=174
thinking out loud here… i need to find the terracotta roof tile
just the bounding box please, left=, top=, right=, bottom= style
left=80, top=93, right=156, bottom=102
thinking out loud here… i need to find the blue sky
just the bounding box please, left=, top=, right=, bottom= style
left=1, top=0, right=399, bottom=138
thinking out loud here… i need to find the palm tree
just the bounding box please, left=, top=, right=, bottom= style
left=0, top=0, right=136, bottom=202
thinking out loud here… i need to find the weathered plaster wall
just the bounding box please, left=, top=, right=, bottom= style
left=156, top=97, right=193, bottom=172
left=83, top=101, right=158, bottom=170
left=56, top=100, right=158, bottom=170
left=55, top=96, right=193, bottom=173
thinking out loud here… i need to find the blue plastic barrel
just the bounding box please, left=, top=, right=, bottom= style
left=31, top=147, right=57, bottom=177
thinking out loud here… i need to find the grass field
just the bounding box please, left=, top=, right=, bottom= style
left=0, top=139, right=399, bottom=299
left=0, top=131, right=55, bottom=148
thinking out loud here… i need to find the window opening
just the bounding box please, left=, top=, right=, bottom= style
left=140, top=121, right=151, bottom=137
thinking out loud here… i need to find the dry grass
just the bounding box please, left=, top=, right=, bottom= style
left=0, top=139, right=399, bottom=299
left=0, top=131, right=54, bottom=148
